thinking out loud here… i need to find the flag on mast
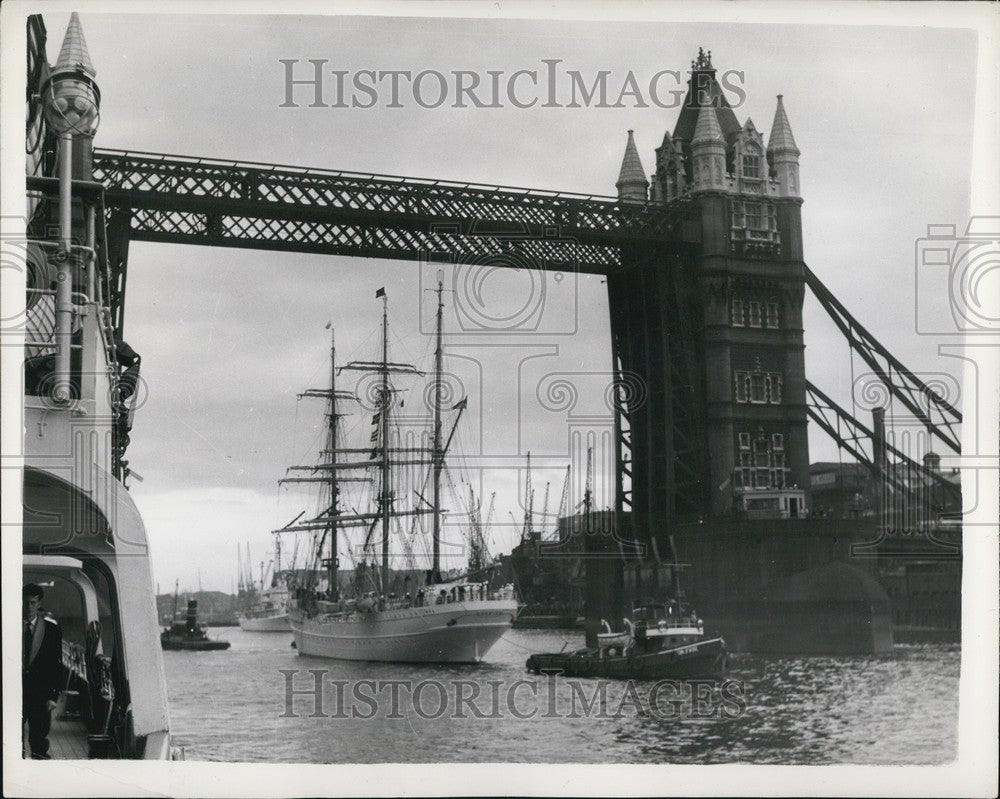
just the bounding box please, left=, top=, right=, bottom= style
left=375, top=287, right=386, bottom=298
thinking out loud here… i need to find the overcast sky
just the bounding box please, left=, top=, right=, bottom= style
left=37, top=10, right=976, bottom=593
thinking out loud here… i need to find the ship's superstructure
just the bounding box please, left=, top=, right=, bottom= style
left=20, top=14, right=173, bottom=758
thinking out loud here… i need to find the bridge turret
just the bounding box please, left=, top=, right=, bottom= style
left=767, top=94, right=801, bottom=199
left=690, top=103, right=726, bottom=193
left=653, top=131, right=687, bottom=202
left=616, top=130, right=649, bottom=203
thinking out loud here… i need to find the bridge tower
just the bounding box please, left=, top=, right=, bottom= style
left=611, top=48, right=811, bottom=563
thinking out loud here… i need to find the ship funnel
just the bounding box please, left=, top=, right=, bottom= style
left=185, top=599, right=199, bottom=630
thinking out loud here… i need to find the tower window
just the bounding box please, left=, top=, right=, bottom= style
left=742, top=155, right=761, bottom=179
left=735, top=373, right=748, bottom=402
left=772, top=433, right=784, bottom=450
left=749, top=301, right=762, bottom=327
left=773, top=453, right=786, bottom=487
left=734, top=371, right=784, bottom=405
left=766, top=302, right=780, bottom=328
left=731, top=299, right=745, bottom=326
left=735, top=432, right=792, bottom=490
left=736, top=451, right=753, bottom=487
left=766, top=374, right=783, bottom=404
left=739, top=433, right=751, bottom=450
left=745, top=203, right=763, bottom=230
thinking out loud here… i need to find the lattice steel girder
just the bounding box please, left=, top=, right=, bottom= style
left=806, top=380, right=961, bottom=503
left=92, top=149, right=700, bottom=272
left=113, top=208, right=623, bottom=273
left=804, top=264, right=962, bottom=454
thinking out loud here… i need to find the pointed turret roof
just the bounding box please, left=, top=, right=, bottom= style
left=54, top=13, right=96, bottom=77
left=692, top=103, right=724, bottom=147
left=672, top=49, right=741, bottom=144
left=767, top=95, right=798, bottom=154
left=616, top=130, right=649, bottom=190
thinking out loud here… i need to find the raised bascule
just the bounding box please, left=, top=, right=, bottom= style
left=23, top=14, right=961, bottom=661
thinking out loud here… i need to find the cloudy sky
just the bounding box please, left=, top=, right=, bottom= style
left=36, top=9, right=977, bottom=592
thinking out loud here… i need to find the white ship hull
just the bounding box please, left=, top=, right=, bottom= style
left=239, top=613, right=291, bottom=632
left=291, top=599, right=518, bottom=663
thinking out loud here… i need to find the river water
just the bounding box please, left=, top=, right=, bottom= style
left=164, top=628, right=958, bottom=764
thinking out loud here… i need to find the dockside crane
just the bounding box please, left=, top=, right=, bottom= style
left=551, top=465, right=571, bottom=541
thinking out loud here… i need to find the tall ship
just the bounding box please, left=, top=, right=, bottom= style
left=237, top=540, right=292, bottom=632
left=18, top=14, right=174, bottom=758
left=284, top=285, right=518, bottom=663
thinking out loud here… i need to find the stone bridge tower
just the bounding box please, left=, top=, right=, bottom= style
left=609, top=49, right=811, bottom=559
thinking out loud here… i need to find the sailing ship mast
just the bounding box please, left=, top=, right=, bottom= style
left=378, top=291, right=392, bottom=595
left=431, top=278, right=444, bottom=584
left=277, top=288, right=478, bottom=603
left=326, top=327, right=339, bottom=599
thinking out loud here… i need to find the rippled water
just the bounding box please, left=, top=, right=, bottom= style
left=164, top=627, right=958, bottom=764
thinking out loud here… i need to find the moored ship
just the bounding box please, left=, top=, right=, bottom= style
left=239, top=587, right=291, bottom=632
left=285, top=285, right=518, bottom=663
left=237, top=541, right=292, bottom=632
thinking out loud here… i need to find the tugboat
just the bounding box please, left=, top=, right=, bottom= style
left=161, top=593, right=230, bottom=651
left=526, top=600, right=728, bottom=679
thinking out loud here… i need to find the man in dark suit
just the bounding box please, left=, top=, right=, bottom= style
left=23, top=583, right=64, bottom=759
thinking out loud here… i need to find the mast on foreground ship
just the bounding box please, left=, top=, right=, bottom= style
left=281, top=285, right=518, bottom=663
left=22, top=14, right=175, bottom=758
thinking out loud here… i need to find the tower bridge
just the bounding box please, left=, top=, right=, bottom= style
left=22, top=16, right=962, bottom=653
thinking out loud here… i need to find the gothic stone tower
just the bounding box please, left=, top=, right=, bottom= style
left=610, top=49, right=811, bottom=556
